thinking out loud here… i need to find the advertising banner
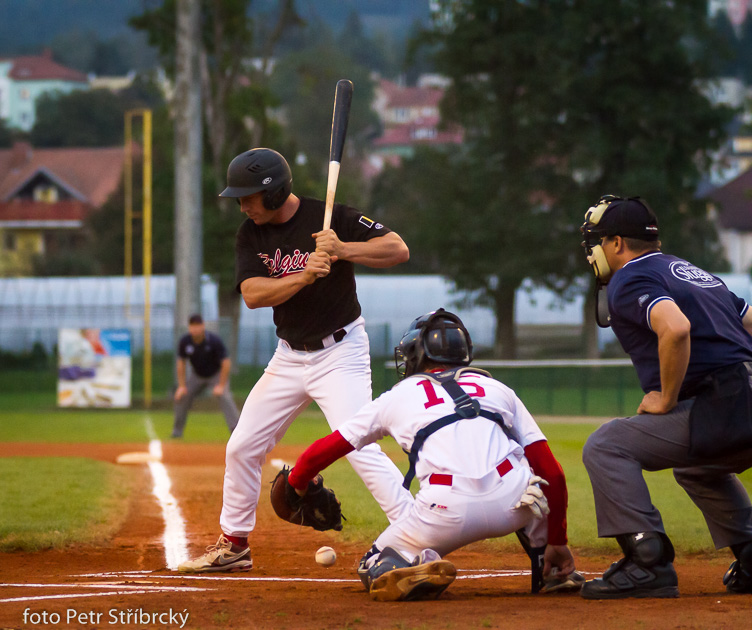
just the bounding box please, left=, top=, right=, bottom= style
left=57, top=329, right=131, bottom=408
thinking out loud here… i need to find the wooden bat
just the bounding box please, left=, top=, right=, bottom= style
left=322, top=79, right=353, bottom=230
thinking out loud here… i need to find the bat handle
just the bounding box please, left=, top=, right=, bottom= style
left=322, top=161, right=341, bottom=231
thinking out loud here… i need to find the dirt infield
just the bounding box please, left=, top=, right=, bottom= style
left=2, top=442, right=752, bottom=630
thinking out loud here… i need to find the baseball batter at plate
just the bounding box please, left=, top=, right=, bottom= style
left=579, top=195, right=752, bottom=599
left=281, top=309, right=581, bottom=601
left=178, top=148, right=414, bottom=573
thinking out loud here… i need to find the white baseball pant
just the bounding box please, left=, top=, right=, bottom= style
left=220, top=317, right=413, bottom=536
left=373, top=453, right=546, bottom=559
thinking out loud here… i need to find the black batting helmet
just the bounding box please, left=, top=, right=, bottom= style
left=219, top=148, right=293, bottom=210
left=394, top=308, right=473, bottom=379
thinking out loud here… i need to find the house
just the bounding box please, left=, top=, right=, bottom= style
left=705, top=165, right=752, bottom=273
left=0, top=142, right=125, bottom=276
left=0, top=50, right=88, bottom=131
left=369, top=77, right=463, bottom=168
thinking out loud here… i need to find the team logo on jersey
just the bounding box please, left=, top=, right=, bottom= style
left=358, top=215, right=383, bottom=229
left=669, top=261, right=722, bottom=288
left=638, top=294, right=650, bottom=307
left=258, top=248, right=310, bottom=277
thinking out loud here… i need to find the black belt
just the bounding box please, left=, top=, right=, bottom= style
left=287, top=328, right=347, bottom=352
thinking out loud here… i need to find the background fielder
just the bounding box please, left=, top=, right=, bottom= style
left=172, top=313, right=239, bottom=438
left=286, top=308, right=580, bottom=601
left=178, top=148, right=413, bottom=573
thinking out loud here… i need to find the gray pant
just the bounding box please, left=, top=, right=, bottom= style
left=583, top=398, right=752, bottom=549
left=172, top=371, right=240, bottom=437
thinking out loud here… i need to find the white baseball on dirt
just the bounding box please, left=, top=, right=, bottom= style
left=315, top=546, right=337, bottom=567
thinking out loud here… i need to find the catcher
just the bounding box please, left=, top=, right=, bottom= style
left=271, top=308, right=583, bottom=601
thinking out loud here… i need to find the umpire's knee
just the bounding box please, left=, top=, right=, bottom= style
left=582, top=419, right=623, bottom=474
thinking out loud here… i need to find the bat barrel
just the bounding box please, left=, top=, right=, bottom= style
left=329, top=80, right=353, bottom=164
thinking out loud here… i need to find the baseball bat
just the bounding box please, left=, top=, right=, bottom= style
left=322, top=79, right=354, bottom=231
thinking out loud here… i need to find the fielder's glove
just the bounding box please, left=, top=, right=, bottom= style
left=514, top=475, right=550, bottom=519
left=269, top=466, right=344, bottom=532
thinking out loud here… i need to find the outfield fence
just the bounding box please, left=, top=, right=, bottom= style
left=383, top=358, right=641, bottom=418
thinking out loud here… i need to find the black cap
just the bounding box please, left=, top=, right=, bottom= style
left=188, top=313, right=203, bottom=325
left=599, top=197, right=659, bottom=241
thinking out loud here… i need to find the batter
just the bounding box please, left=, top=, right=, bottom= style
left=178, top=148, right=413, bottom=573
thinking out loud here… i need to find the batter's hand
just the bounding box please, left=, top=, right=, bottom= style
left=304, top=250, right=333, bottom=281
left=543, top=544, right=576, bottom=578
left=637, top=391, right=676, bottom=415
left=312, top=229, right=343, bottom=261
left=212, top=383, right=225, bottom=396
left=174, top=385, right=187, bottom=401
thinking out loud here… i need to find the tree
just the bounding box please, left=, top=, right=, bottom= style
left=558, top=0, right=735, bottom=355
left=30, top=89, right=129, bottom=147
left=377, top=1, right=579, bottom=358
left=130, top=0, right=303, bottom=363
left=378, top=0, right=734, bottom=359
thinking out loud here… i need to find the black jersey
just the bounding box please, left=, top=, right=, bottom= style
left=177, top=331, right=228, bottom=378
left=608, top=252, right=752, bottom=397
left=234, top=196, right=393, bottom=345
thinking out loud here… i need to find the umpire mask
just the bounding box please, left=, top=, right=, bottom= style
left=580, top=195, right=618, bottom=283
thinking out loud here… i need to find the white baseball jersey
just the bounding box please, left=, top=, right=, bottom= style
left=337, top=369, right=548, bottom=559
left=339, top=370, right=546, bottom=484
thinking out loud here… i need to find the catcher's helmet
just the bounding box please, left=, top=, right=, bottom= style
left=394, top=308, right=473, bottom=379
left=219, top=148, right=293, bottom=210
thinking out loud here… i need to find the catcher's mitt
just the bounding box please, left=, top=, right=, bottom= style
left=269, top=466, right=343, bottom=531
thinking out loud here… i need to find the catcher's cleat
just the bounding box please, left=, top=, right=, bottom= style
left=177, top=535, right=253, bottom=573
left=369, top=559, right=457, bottom=602
left=540, top=568, right=586, bottom=594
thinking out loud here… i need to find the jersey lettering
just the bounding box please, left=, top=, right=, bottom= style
left=417, top=379, right=486, bottom=409
left=258, top=248, right=310, bottom=277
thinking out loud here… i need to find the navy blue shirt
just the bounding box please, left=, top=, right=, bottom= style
left=177, top=331, right=228, bottom=378
left=608, top=252, right=752, bottom=397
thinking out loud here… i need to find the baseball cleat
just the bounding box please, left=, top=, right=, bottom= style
left=540, top=568, right=586, bottom=594
left=177, top=535, right=253, bottom=573
left=369, top=560, right=457, bottom=602
left=580, top=558, right=678, bottom=600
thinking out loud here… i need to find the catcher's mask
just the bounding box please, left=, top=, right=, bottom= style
left=394, top=308, right=473, bottom=379
left=219, top=148, right=293, bottom=210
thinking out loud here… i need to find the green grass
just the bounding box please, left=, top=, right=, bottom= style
left=1, top=375, right=750, bottom=556
left=0, top=457, right=135, bottom=551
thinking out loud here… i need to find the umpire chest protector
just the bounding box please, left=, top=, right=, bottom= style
left=402, top=367, right=519, bottom=490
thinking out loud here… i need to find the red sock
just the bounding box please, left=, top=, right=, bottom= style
left=226, top=535, right=248, bottom=550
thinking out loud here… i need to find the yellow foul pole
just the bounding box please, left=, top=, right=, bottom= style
left=142, top=109, right=153, bottom=410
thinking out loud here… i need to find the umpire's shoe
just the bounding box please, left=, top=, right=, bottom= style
left=178, top=535, right=252, bottom=573
left=581, top=532, right=679, bottom=600
left=368, top=547, right=456, bottom=602
left=724, top=541, right=752, bottom=593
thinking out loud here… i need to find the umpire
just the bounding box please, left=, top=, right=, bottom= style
left=579, top=195, right=752, bottom=599
left=172, top=313, right=239, bottom=438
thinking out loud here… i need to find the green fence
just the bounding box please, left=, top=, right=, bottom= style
left=381, top=359, right=642, bottom=418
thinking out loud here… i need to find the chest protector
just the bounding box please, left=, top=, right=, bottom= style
left=402, top=367, right=520, bottom=490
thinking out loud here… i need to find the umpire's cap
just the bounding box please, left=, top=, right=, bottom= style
left=583, top=195, right=659, bottom=242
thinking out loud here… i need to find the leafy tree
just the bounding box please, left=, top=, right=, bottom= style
left=84, top=106, right=176, bottom=276
left=738, top=13, right=752, bottom=84
left=380, top=0, right=734, bottom=358
left=0, top=119, right=18, bottom=147
left=30, top=89, right=129, bottom=147
left=711, top=10, right=740, bottom=77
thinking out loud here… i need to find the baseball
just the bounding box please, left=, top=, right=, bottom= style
left=315, top=546, right=336, bottom=567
